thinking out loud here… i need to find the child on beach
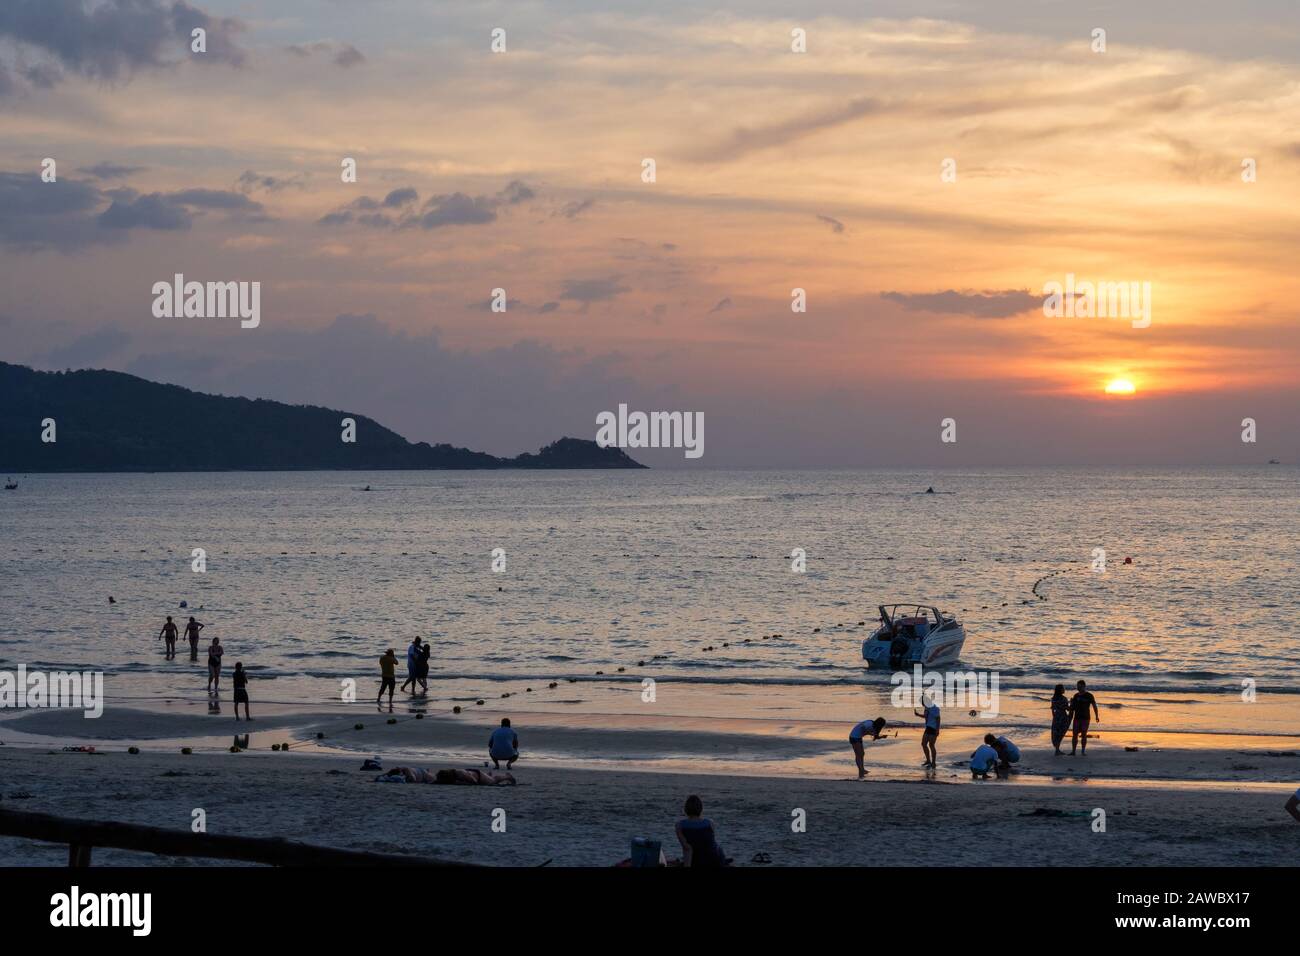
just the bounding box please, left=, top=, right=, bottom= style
left=915, top=695, right=941, bottom=768
left=970, top=741, right=999, bottom=779
left=378, top=648, right=398, bottom=707
left=848, top=717, right=887, bottom=778
left=206, top=637, right=224, bottom=692
left=1050, top=684, right=1071, bottom=755
left=158, top=616, right=178, bottom=659
left=232, top=662, right=251, bottom=720
left=675, top=795, right=726, bottom=868
left=1070, top=680, right=1100, bottom=755
left=489, top=718, right=519, bottom=770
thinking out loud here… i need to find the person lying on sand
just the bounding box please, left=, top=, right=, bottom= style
left=1070, top=680, right=1100, bottom=755
left=375, top=767, right=517, bottom=786
left=970, top=742, right=1000, bottom=779
left=848, top=717, right=887, bottom=778
left=1286, top=788, right=1300, bottom=823
left=675, top=795, right=726, bottom=867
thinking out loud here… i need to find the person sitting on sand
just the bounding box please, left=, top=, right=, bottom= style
left=915, top=695, right=941, bottom=768
left=1050, top=684, right=1071, bottom=755
left=378, top=648, right=398, bottom=707
left=970, top=741, right=1000, bottom=779
left=400, top=637, right=422, bottom=694
left=232, top=661, right=252, bottom=721
left=1070, top=680, right=1100, bottom=755
left=206, top=637, right=224, bottom=692
left=849, top=717, right=888, bottom=778
left=489, top=718, right=519, bottom=770
left=1286, top=788, right=1300, bottom=823
left=675, top=795, right=726, bottom=868
left=184, top=617, right=204, bottom=661
left=158, top=616, right=179, bottom=660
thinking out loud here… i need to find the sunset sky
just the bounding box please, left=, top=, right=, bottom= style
left=2, top=0, right=1298, bottom=465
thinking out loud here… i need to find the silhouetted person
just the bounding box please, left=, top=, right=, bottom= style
left=675, top=795, right=725, bottom=867
left=848, top=717, right=887, bottom=778
left=400, top=637, right=423, bottom=694
left=158, top=616, right=179, bottom=659
left=378, top=648, right=398, bottom=707
left=1070, top=680, right=1100, bottom=755
left=416, top=641, right=431, bottom=694
left=185, top=617, right=204, bottom=661
left=207, top=636, right=224, bottom=692
left=233, top=662, right=252, bottom=720
left=1050, top=684, right=1071, bottom=755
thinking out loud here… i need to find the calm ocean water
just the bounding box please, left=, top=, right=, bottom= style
left=2, top=468, right=1298, bottom=714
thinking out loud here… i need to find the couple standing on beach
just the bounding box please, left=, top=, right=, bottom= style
left=376, top=638, right=431, bottom=706
left=157, top=615, right=204, bottom=661
left=1050, top=680, right=1100, bottom=755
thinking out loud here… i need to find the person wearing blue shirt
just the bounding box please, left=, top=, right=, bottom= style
left=488, top=717, right=519, bottom=769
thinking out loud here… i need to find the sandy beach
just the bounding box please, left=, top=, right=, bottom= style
left=1, top=704, right=1296, bottom=867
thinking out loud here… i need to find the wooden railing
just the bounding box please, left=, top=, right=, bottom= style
left=0, top=808, right=477, bottom=867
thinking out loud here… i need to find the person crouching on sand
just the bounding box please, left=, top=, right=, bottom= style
left=378, top=648, right=398, bottom=707
left=1050, top=684, right=1071, bottom=755
left=489, top=718, right=519, bottom=770
left=849, top=717, right=887, bottom=778
left=206, top=636, right=224, bottom=692
left=987, top=733, right=1020, bottom=777
left=232, top=662, right=252, bottom=721
left=1070, top=680, right=1100, bottom=755
left=914, top=695, right=941, bottom=768
left=970, top=740, right=999, bottom=779
left=675, top=795, right=726, bottom=868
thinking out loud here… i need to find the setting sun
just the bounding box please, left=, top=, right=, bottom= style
left=1105, top=379, right=1137, bottom=395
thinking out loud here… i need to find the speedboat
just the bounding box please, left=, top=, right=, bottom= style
left=862, top=603, right=966, bottom=669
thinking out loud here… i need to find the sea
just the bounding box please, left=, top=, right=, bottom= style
left=2, top=467, right=1297, bottom=741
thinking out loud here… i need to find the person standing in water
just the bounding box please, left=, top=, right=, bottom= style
left=207, top=636, right=225, bottom=692
left=185, top=617, right=204, bottom=661
left=378, top=648, right=398, bottom=708
left=416, top=640, right=431, bottom=694
left=915, top=695, right=941, bottom=768
left=1049, top=684, right=1072, bottom=755
left=1070, top=680, right=1100, bottom=755
left=848, top=717, right=888, bottom=778
left=158, top=616, right=179, bottom=659
left=232, top=662, right=251, bottom=720
left=400, top=637, right=422, bottom=695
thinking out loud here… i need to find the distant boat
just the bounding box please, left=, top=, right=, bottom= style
left=3, top=478, right=16, bottom=490
left=862, top=603, right=967, bottom=669
left=1269, top=459, right=1281, bottom=465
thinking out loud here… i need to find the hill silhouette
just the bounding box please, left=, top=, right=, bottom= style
left=0, top=362, right=643, bottom=472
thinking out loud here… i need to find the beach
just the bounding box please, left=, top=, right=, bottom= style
left=1, top=702, right=1296, bottom=867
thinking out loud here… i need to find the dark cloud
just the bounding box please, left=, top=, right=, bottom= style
left=559, top=276, right=629, bottom=304
left=557, top=198, right=595, bottom=219
left=97, top=191, right=192, bottom=230
left=236, top=170, right=306, bottom=193
left=286, top=40, right=365, bottom=68
left=79, top=162, right=146, bottom=179
left=708, top=297, right=732, bottom=314
left=817, top=214, right=845, bottom=234
left=880, top=289, right=1040, bottom=318
left=537, top=302, right=559, bottom=314
left=318, top=181, right=537, bottom=231
left=382, top=187, right=418, bottom=208
left=38, top=326, right=132, bottom=367
left=0, top=0, right=246, bottom=94
left=0, top=171, right=265, bottom=250
left=691, top=96, right=885, bottom=162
